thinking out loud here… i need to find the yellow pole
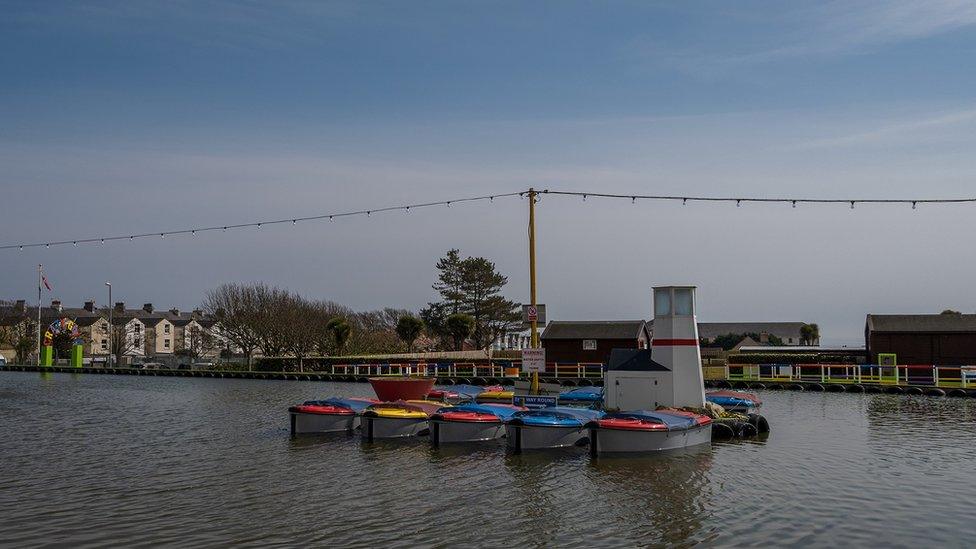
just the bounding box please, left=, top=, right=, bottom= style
left=528, top=188, right=539, bottom=395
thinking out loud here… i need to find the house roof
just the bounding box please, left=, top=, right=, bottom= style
left=694, top=322, right=807, bottom=339
left=866, top=314, right=976, bottom=333
left=606, top=348, right=670, bottom=372
left=541, top=320, right=647, bottom=340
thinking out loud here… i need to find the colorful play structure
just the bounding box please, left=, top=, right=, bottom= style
left=41, top=317, right=85, bottom=367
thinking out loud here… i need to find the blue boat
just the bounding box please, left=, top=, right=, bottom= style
left=558, top=386, right=604, bottom=405
left=506, top=406, right=605, bottom=451
left=706, top=390, right=762, bottom=414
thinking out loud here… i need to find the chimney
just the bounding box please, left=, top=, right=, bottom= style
left=143, top=303, right=154, bottom=313
left=51, top=300, right=62, bottom=312
left=170, top=308, right=180, bottom=316
left=84, top=301, right=96, bottom=313
left=14, top=300, right=26, bottom=313
left=759, top=331, right=769, bottom=344
left=114, top=302, right=125, bottom=313
left=192, top=308, right=202, bottom=317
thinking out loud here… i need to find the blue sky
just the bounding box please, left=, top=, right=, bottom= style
left=3, top=1, right=976, bottom=344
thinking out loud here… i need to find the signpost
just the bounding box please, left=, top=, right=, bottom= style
left=521, top=304, right=546, bottom=330
left=514, top=395, right=558, bottom=408
left=522, top=348, right=545, bottom=373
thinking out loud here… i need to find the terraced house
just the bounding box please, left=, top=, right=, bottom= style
left=0, top=299, right=222, bottom=364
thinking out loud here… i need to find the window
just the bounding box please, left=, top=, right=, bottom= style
left=674, top=288, right=693, bottom=315
left=788, top=337, right=793, bottom=344
left=654, top=288, right=671, bottom=316
left=134, top=338, right=141, bottom=348
left=583, top=339, right=597, bottom=350
left=164, top=324, right=170, bottom=334
left=164, top=339, right=170, bottom=349
left=100, top=339, right=107, bottom=350
left=134, top=324, right=141, bottom=333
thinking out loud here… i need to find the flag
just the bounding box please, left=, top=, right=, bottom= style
left=41, top=274, right=51, bottom=291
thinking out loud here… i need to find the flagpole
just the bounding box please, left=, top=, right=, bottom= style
left=37, top=264, right=42, bottom=366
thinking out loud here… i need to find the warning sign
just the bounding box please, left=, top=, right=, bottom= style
left=522, top=348, right=546, bottom=373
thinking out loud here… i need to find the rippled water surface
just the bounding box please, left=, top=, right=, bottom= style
left=3, top=372, right=976, bottom=547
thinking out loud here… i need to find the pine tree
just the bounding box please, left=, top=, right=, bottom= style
left=432, top=249, right=465, bottom=314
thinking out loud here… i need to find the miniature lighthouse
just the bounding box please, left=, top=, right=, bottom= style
left=603, top=286, right=706, bottom=411
left=650, top=286, right=705, bottom=408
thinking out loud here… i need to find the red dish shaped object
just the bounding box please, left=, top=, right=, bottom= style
left=368, top=377, right=436, bottom=402
left=288, top=404, right=355, bottom=416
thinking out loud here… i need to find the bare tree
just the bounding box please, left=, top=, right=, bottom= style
left=177, top=322, right=219, bottom=363
left=110, top=320, right=138, bottom=366
left=285, top=296, right=323, bottom=372
left=203, top=283, right=261, bottom=370
left=251, top=283, right=292, bottom=357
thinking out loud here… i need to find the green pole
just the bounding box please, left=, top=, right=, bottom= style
left=71, top=344, right=83, bottom=368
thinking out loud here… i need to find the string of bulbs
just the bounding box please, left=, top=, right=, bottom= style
left=2, top=188, right=974, bottom=251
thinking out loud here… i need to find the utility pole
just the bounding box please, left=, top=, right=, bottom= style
left=36, top=264, right=42, bottom=366
left=528, top=188, right=540, bottom=395
left=106, top=282, right=112, bottom=367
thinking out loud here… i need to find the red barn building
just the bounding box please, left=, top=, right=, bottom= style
left=866, top=314, right=976, bottom=365
left=540, top=320, right=650, bottom=365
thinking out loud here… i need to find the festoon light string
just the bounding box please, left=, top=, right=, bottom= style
left=2, top=188, right=974, bottom=251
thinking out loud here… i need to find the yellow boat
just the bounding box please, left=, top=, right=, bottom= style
left=361, top=400, right=447, bottom=440
left=475, top=389, right=514, bottom=403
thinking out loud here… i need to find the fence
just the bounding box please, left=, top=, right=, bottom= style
left=715, top=363, right=976, bottom=389
left=324, top=361, right=604, bottom=379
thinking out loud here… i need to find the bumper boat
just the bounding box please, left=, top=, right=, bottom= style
left=429, top=403, right=525, bottom=445
left=506, top=407, right=604, bottom=452
left=361, top=400, right=446, bottom=441
left=558, top=386, right=604, bottom=405
left=289, top=397, right=378, bottom=435
left=706, top=390, right=762, bottom=414
left=589, top=409, right=712, bottom=454
left=427, top=384, right=493, bottom=404
left=475, top=386, right=514, bottom=403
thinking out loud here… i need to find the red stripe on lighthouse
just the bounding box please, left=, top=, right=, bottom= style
left=653, top=339, right=698, bottom=346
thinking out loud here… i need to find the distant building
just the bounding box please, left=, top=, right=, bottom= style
left=866, top=314, right=976, bottom=365
left=0, top=298, right=221, bottom=363
left=692, top=322, right=816, bottom=346
left=541, top=320, right=651, bottom=365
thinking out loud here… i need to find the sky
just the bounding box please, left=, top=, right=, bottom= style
left=2, top=0, right=976, bottom=345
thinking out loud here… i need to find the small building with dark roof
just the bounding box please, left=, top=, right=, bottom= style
left=540, top=320, right=650, bottom=365
left=866, top=314, right=976, bottom=365
left=694, top=322, right=814, bottom=346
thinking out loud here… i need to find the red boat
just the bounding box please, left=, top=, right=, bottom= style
left=289, top=397, right=378, bottom=435
left=429, top=403, right=525, bottom=445
left=589, top=409, right=713, bottom=454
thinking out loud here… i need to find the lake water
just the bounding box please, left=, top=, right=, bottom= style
left=2, top=371, right=975, bottom=547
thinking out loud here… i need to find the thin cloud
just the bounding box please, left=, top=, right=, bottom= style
left=789, top=107, right=976, bottom=149
left=637, top=0, right=976, bottom=76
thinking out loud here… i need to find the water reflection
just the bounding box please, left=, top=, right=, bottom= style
left=585, top=447, right=714, bottom=546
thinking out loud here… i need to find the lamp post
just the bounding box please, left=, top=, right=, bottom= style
left=105, top=282, right=112, bottom=367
